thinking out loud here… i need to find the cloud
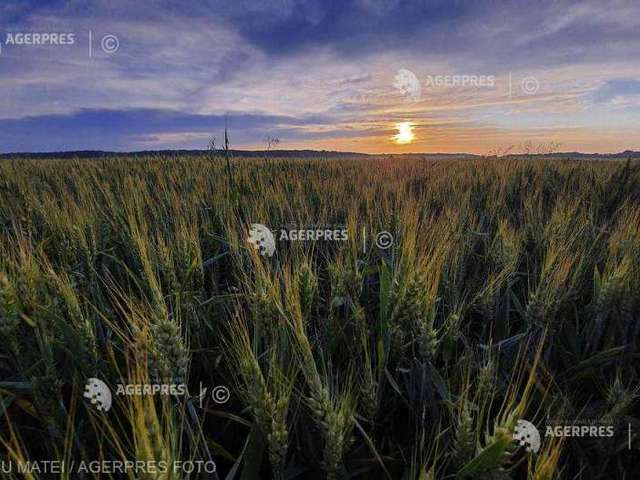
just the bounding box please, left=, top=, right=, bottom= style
left=590, top=79, right=640, bottom=104
left=0, top=108, right=333, bottom=152
left=0, top=0, right=639, bottom=153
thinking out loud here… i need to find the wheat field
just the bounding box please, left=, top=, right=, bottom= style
left=0, top=155, right=638, bottom=479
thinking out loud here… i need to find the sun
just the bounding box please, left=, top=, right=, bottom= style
left=394, top=122, right=414, bottom=144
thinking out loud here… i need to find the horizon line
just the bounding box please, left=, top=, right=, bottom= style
left=2, top=147, right=640, bottom=158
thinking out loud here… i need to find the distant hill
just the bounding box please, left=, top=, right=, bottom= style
left=526, top=150, right=640, bottom=159
left=0, top=149, right=369, bottom=159
left=1, top=149, right=639, bottom=160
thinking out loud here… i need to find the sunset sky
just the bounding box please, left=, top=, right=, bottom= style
left=1, top=0, right=639, bottom=154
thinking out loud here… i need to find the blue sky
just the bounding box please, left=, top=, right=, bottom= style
left=1, top=0, right=639, bottom=153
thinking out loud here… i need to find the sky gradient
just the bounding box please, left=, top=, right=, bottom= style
left=1, top=0, right=639, bottom=154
